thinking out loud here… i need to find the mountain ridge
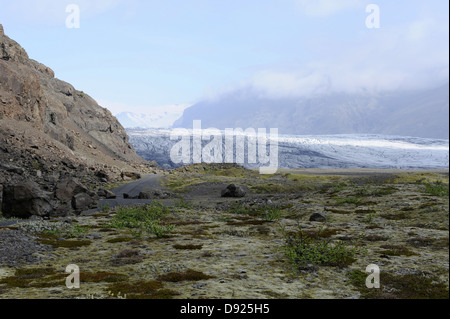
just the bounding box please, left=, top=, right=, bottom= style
left=174, top=84, right=449, bottom=139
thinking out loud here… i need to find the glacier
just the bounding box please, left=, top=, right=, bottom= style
left=127, top=128, right=449, bottom=170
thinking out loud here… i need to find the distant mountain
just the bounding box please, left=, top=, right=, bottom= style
left=116, top=105, right=189, bottom=129
left=174, top=85, right=449, bottom=139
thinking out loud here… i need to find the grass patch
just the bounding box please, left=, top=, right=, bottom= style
left=284, top=228, right=357, bottom=270
left=228, top=202, right=282, bottom=221
left=423, top=181, right=449, bottom=197
left=108, top=202, right=175, bottom=238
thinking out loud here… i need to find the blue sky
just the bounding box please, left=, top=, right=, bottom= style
left=0, top=0, right=448, bottom=115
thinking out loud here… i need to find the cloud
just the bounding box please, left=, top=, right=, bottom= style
left=293, top=0, right=366, bottom=17
left=206, top=13, right=449, bottom=100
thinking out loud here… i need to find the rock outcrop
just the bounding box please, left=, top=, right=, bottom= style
left=0, top=24, right=155, bottom=218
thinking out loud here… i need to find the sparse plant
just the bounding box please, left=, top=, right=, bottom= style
left=174, top=197, right=193, bottom=209
left=101, top=202, right=111, bottom=214
left=364, top=212, right=377, bottom=224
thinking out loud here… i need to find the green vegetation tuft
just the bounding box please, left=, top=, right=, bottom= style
left=284, top=228, right=357, bottom=270
left=228, top=202, right=282, bottom=221
left=423, top=181, right=449, bottom=197
left=108, top=202, right=175, bottom=238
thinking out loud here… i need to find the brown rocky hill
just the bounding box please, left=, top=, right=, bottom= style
left=0, top=24, right=154, bottom=218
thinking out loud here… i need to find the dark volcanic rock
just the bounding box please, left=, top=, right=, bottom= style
left=55, top=177, right=88, bottom=203
left=97, top=188, right=117, bottom=199
left=138, top=189, right=174, bottom=199
left=309, top=212, right=328, bottom=222
left=121, top=172, right=141, bottom=181
left=72, top=193, right=94, bottom=211
left=221, top=184, right=246, bottom=198
left=2, top=181, right=53, bottom=218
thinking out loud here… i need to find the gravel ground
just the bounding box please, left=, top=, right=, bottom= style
left=0, top=229, right=52, bottom=267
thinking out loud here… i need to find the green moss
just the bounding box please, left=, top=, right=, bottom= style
left=348, top=270, right=449, bottom=299
left=107, top=237, right=133, bottom=243
left=107, top=280, right=179, bottom=299
left=325, top=208, right=352, bottom=214
left=37, top=234, right=92, bottom=249
left=111, top=249, right=143, bottom=266
left=173, top=244, right=203, bottom=250
left=289, top=227, right=342, bottom=239
left=380, top=245, right=418, bottom=256
left=335, top=197, right=361, bottom=205
left=157, top=269, right=214, bottom=282
left=81, top=271, right=128, bottom=283
left=0, top=267, right=64, bottom=289
left=380, top=212, right=408, bottom=220
left=365, top=235, right=389, bottom=242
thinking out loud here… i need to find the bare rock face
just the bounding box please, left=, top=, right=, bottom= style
left=0, top=25, right=142, bottom=163
left=0, top=25, right=149, bottom=218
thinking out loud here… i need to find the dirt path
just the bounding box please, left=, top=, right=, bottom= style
left=82, top=174, right=165, bottom=214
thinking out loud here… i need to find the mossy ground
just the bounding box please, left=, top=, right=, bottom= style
left=0, top=167, right=448, bottom=299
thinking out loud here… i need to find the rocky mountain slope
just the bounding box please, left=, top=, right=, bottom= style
left=0, top=24, right=154, bottom=218
left=174, top=85, right=449, bottom=139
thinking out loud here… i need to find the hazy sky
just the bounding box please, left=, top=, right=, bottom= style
left=0, top=0, right=448, bottom=114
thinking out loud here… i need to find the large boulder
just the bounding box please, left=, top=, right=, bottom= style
left=55, top=177, right=88, bottom=203
left=2, top=181, right=53, bottom=218
left=97, top=188, right=117, bottom=199
left=138, top=189, right=174, bottom=199
left=71, top=193, right=94, bottom=211
left=121, top=172, right=141, bottom=181
left=221, top=184, right=246, bottom=198
left=309, top=212, right=328, bottom=222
